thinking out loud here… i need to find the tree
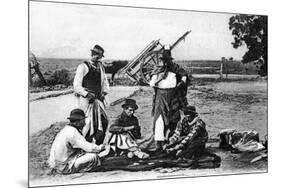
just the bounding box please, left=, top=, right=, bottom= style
left=229, top=14, right=267, bottom=76
left=29, top=52, right=47, bottom=86
left=48, top=69, right=72, bottom=86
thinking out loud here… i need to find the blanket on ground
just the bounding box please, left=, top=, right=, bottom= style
left=90, top=150, right=221, bottom=172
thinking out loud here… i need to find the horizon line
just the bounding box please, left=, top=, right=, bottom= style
left=35, top=57, right=242, bottom=62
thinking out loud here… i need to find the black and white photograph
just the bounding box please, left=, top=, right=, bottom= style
left=28, top=0, right=268, bottom=187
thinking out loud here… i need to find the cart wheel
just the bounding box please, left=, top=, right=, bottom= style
left=140, top=50, right=161, bottom=85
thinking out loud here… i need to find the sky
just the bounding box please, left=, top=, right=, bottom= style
left=29, top=1, right=248, bottom=60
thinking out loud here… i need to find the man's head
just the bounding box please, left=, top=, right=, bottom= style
left=121, top=99, right=138, bottom=117
left=182, top=105, right=197, bottom=120
left=67, top=108, right=87, bottom=130
left=90, top=44, right=104, bottom=62
left=159, top=45, right=173, bottom=66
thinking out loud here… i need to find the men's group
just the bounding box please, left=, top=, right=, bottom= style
left=48, top=44, right=208, bottom=174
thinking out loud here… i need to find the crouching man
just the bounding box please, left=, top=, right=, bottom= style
left=164, top=105, right=208, bottom=159
left=48, top=108, right=106, bottom=174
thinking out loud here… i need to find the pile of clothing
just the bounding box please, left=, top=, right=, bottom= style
left=218, top=129, right=266, bottom=153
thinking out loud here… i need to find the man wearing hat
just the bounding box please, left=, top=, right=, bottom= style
left=149, top=45, right=190, bottom=151
left=108, top=99, right=150, bottom=159
left=48, top=108, right=107, bottom=174
left=164, top=105, right=208, bottom=159
left=73, top=44, right=110, bottom=145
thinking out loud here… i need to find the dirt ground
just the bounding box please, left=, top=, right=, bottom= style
left=29, top=79, right=267, bottom=187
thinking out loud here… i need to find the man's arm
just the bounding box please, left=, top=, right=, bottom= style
left=174, top=124, right=201, bottom=150
left=167, top=121, right=182, bottom=147
left=129, top=118, right=141, bottom=139
left=71, top=128, right=104, bottom=153
left=108, top=117, right=126, bottom=133
left=171, top=63, right=188, bottom=86
left=73, top=63, right=89, bottom=97
left=149, top=75, right=158, bottom=87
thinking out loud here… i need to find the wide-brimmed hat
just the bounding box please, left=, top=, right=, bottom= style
left=182, top=105, right=197, bottom=115
left=91, top=44, right=104, bottom=57
left=121, top=98, right=138, bottom=110
left=67, top=108, right=87, bottom=120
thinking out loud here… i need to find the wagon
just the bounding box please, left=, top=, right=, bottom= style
left=119, top=30, right=191, bottom=85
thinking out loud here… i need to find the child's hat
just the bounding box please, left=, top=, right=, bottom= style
left=121, top=98, right=138, bottom=110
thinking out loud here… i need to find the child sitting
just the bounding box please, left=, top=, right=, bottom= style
left=108, top=99, right=149, bottom=159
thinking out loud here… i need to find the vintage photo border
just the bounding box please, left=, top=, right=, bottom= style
left=27, top=0, right=269, bottom=187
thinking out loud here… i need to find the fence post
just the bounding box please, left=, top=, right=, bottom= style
left=221, top=57, right=226, bottom=79
left=225, top=60, right=228, bottom=79
left=220, top=61, right=223, bottom=79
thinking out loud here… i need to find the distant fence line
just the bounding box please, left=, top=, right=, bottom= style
left=178, top=59, right=258, bottom=77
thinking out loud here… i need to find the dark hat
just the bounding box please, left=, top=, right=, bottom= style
left=160, top=48, right=173, bottom=60
left=91, top=44, right=104, bottom=57
left=121, top=98, right=138, bottom=110
left=182, top=105, right=197, bottom=115
left=67, top=108, right=87, bottom=121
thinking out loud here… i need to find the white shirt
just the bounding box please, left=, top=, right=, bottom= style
left=149, top=72, right=177, bottom=89
left=48, top=125, right=103, bottom=168
left=73, top=63, right=91, bottom=97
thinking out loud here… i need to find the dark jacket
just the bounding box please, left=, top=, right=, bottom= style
left=109, top=112, right=141, bottom=139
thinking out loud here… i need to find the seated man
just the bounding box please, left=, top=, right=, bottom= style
left=48, top=108, right=107, bottom=174
left=108, top=99, right=149, bottom=159
left=164, top=105, right=208, bottom=159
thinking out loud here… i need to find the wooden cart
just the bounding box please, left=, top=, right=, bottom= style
left=119, top=30, right=191, bottom=85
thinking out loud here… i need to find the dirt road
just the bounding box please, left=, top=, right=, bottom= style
left=29, top=86, right=140, bottom=134
left=29, top=79, right=267, bottom=187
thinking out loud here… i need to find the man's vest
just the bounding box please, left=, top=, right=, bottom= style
left=82, top=61, right=102, bottom=94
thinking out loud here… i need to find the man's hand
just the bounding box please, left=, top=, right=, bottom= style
left=99, top=144, right=106, bottom=151
left=169, top=137, right=177, bottom=145
left=86, top=92, right=96, bottom=103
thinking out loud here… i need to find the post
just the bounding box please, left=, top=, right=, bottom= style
left=221, top=57, right=226, bottom=79
left=220, top=61, right=223, bottom=79
left=225, top=60, right=228, bottom=79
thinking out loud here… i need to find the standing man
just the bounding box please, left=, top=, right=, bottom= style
left=149, top=45, right=189, bottom=152
left=48, top=108, right=106, bottom=174
left=73, top=44, right=110, bottom=144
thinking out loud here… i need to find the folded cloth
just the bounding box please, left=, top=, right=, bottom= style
left=218, top=129, right=265, bottom=152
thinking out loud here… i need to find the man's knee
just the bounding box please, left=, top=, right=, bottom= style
left=84, top=153, right=99, bottom=163
left=74, top=153, right=99, bottom=168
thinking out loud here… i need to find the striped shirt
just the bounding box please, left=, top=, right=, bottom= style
left=168, top=115, right=208, bottom=150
